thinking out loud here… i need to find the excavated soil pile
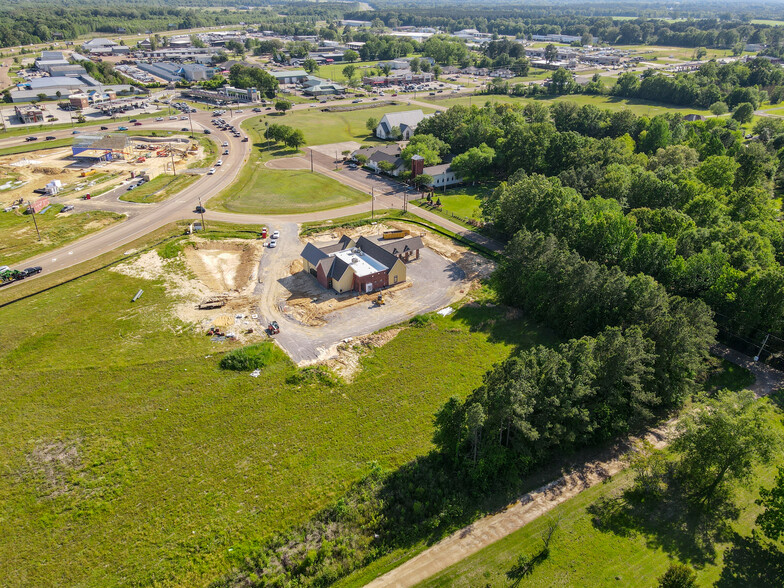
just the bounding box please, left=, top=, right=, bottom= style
left=183, top=239, right=260, bottom=292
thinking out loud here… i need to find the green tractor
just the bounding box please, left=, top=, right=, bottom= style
left=0, top=268, right=22, bottom=285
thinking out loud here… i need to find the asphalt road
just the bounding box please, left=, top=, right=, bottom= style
left=2, top=93, right=502, bottom=285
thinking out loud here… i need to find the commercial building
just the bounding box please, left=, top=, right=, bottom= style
left=375, top=110, right=431, bottom=140
left=301, top=234, right=422, bottom=294
left=340, top=19, right=372, bottom=27
left=300, top=76, right=345, bottom=96
left=14, top=104, right=46, bottom=123
left=48, top=64, right=88, bottom=77
left=182, top=85, right=261, bottom=103
left=269, top=69, right=309, bottom=85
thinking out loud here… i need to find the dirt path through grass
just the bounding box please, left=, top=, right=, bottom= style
left=366, top=348, right=784, bottom=588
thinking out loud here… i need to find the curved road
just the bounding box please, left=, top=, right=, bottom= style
left=2, top=95, right=498, bottom=285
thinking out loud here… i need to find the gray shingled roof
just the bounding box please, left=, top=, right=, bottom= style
left=355, top=236, right=399, bottom=270
left=301, top=242, right=328, bottom=266
left=379, top=109, right=427, bottom=130
left=379, top=236, right=423, bottom=256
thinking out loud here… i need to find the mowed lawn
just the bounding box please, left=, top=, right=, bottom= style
left=421, top=397, right=784, bottom=588
left=425, top=93, right=711, bottom=117
left=0, top=228, right=550, bottom=587
left=0, top=206, right=124, bottom=266
left=273, top=102, right=437, bottom=146
left=210, top=105, right=437, bottom=214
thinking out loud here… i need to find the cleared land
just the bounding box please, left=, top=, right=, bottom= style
left=0, top=205, right=124, bottom=266
left=0, top=223, right=548, bottom=588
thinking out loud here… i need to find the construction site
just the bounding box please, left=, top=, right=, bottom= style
left=0, top=134, right=208, bottom=208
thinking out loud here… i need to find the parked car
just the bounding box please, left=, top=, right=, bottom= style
left=59, top=204, right=74, bottom=213
left=241, top=136, right=248, bottom=142
left=222, top=141, right=229, bottom=147
left=271, top=230, right=280, bottom=239
left=223, top=149, right=229, bottom=155
left=268, top=239, right=277, bottom=248
left=180, top=115, right=188, bottom=120
left=203, top=129, right=211, bottom=134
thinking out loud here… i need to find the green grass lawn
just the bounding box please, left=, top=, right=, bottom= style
left=316, top=60, right=390, bottom=83
left=0, top=224, right=548, bottom=587
left=119, top=173, right=198, bottom=203
left=0, top=206, right=124, bottom=266
left=0, top=137, right=72, bottom=156
left=417, top=186, right=488, bottom=220
left=423, top=93, right=710, bottom=117
left=420, top=389, right=784, bottom=588
left=209, top=115, right=372, bottom=214
left=269, top=102, right=436, bottom=146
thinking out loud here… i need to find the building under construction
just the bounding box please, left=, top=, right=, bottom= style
left=71, top=133, right=131, bottom=162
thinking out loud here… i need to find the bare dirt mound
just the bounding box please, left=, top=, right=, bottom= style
left=183, top=239, right=261, bottom=293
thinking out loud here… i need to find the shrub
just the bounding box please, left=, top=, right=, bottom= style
left=409, top=314, right=433, bottom=328
left=219, top=342, right=284, bottom=371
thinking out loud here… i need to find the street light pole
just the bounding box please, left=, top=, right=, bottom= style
left=188, top=109, right=194, bottom=138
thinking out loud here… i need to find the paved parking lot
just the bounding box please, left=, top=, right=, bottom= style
left=253, top=227, right=468, bottom=364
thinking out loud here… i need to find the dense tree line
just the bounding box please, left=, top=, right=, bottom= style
left=415, top=100, right=784, bottom=340
left=612, top=58, right=784, bottom=109
left=431, top=225, right=714, bottom=482
left=227, top=63, right=278, bottom=97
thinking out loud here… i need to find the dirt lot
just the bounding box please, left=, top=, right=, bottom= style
left=0, top=136, right=204, bottom=207
left=112, top=237, right=266, bottom=341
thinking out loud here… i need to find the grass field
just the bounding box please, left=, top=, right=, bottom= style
left=119, top=173, right=198, bottom=203
left=0, top=223, right=547, bottom=587
left=415, top=186, right=487, bottom=220
left=423, top=93, right=710, bottom=117
left=209, top=112, right=379, bottom=214
left=421, top=396, right=784, bottom=588
left=270, top=102, right=436, bottom=146
left=0, top=206, right=124, bottom=266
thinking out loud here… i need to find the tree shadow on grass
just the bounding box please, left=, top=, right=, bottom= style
left=586, top=488, right=739, bottom=568
left=451, top=304, right=559, bottom=350
left=715, top=532, right=784, bottom=587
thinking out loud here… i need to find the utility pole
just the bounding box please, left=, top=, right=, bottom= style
left=188, top=108, right=194, bottom=138
left=170, top=147, right=177, bottom=175
left=27, top=200, right=41, bottom=241
left=198, top=197, right=206, bottom=231
left=755, top=334, right=770, bottom=362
